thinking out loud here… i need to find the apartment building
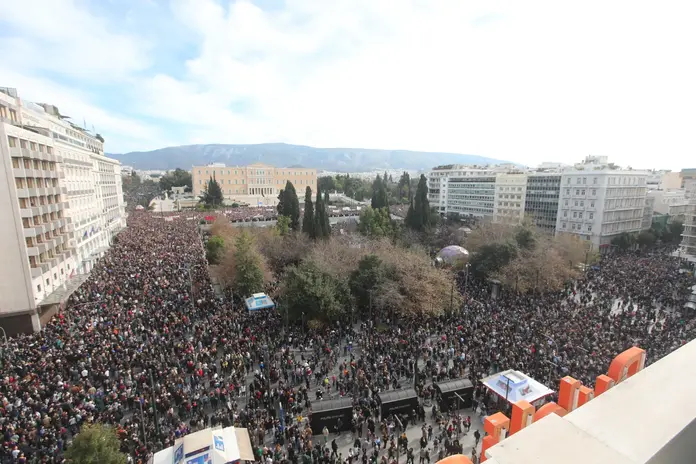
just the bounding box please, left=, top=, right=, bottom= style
left=642, top=195, right=655, bottom=230
left=678, top=201, right=696, bottom=262
left=647, top=189, right=690, bottom=219
left=556, top=167, right=648, bottom=248
left=427, top=165, right=497, bottom=218
left=192, top=163, right=317, bottom=206
left=493, top=173, right=528, bottom=224
left=524, top=172, right=562, bottom=233
left=0, top=87, right=125, bottom=334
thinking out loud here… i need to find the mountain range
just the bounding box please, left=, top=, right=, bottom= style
left=108, top=143, right=508, bottom=172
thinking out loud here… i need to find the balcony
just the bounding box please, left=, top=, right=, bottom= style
left=30, top=264, right=49, bottom=279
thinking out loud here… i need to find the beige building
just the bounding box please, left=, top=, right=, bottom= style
left=192, top=163, right=317, bottom=205
left=0, top=87, right=125, bottom=334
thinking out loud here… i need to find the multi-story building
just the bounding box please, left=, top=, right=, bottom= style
left=493, top=173, right=528, bottom=224
left=678, top=201, right=696, bottom=263
left=524, top=172, right=562, bottom=233
left=647, top=189, right=690, bottom=220
left=427, top=165, right=498, bottom=218
left=192, top=163, right=317, bottom=206
left=642, top=195, right=655, bottom=230
left=0, top=87, right=125, bottom=334
left=556, top=162, right=648, bottom=248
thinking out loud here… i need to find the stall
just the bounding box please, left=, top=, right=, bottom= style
left=377, top=388, right=419, bottom=419
left=309, top=397, right=354, bottom=435
left=244, top=293, right=275, bottom=311
left=480, top=369, right=554, bottom=407
left=434, top=378, right=474, bottom=411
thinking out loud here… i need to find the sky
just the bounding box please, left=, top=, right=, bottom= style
left=0, top=0, right=694, bottom=170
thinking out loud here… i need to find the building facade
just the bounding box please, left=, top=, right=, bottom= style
left=0, top=87, right=125, bottom=333
left=427, top=165, right=497, bottom=218
left=524, top=173, right=562, bottom=233
left=647, top=189, right=690, bottom=219
left=678, top=201, right=696, bottom=262
left=493, top=174, right=528, bottom=225
left=556, top=168, right=648, bottom=248
left=192, top=163, right=316, bottom=205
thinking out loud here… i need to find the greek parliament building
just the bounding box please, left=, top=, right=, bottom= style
left=0, top=87, right=126, bottom=334
left=192, top=163, right=317, bottom=206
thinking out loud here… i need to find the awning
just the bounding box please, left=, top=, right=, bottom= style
left=480, top=369, right=554, bottom=405
left=245, top=292, right=275, bottom=311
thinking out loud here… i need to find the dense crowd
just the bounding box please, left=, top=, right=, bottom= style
left=0, top=212, right=694, bottom=464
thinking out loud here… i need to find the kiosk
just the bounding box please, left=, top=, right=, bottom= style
left=377, top=389, right=419, bottom=419
left=434, top=379, right=474, bottom=411
left=310, top=398, right=353, bottom=435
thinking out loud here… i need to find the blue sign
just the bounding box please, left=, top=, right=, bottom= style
left=174, top=443, right=184, bottom=464
left=214, top=436, right=225, bottom=452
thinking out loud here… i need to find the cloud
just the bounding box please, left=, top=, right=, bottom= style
left=2, top=0, right=695, bottom=169
left=0, top=0, right=150, bottom=80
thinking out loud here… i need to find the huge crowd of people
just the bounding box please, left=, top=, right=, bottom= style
left=0, top=212, right=694, bottom=464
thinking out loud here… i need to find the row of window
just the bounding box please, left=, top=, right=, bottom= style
left=8, top=136, right=54, bottom=154
left=199, top=169, right=314, bottom=176
left=0, top=105, right=18, bottom=122
left=563, top=210, right=594, bottom=220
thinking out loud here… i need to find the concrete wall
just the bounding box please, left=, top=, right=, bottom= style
left=0, top=123, right=36, bottom=318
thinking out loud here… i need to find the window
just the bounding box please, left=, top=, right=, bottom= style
left=37, top=284, right=42, bottom=292
left=590, top=201, right=595, bottom=207
left=574, top=201, right=578, bottom=206
left=593, top=178, right=597, bottom=184
left=579, top=212, right=583, bottom=219
left=580, top=201, right=584, bottom=207
left=567, top=178, right=571, bottom=184
left=576, top=178, right=581, bottom=184
left=575, top=189, right=579, bottom=195
left=571, top=223, right=576, bottom=230
left=20, top=139, right=28, bottom=149
left=566, top=189, right=570, bottom=195
left=582, top=178, right=586, bottom=184
left=587, top=225, right=592, bottom=232
left=592, top=189, right=596, bottom=195
left=30, top=142, right=37, bottom=151
left=8, top=136, right=17, bottom=148
left=589, top=213, right=594, bottom=219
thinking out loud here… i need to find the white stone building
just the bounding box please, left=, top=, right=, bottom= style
left=0, top=87, right=125, bottom=334
left=427, top=165, right=499, bottom=218
left=556, top=165, right=648, bottom=249
left=647, top=189, right=690, bottom=219
left=493, top=173, right=528, bottom=224
left=678, top=201, right=696, bottom=263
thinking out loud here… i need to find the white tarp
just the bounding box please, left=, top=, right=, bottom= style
left=480, top=369, right=554, bottom=405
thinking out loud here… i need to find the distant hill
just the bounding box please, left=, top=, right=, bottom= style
left=108, top=143, right=508, bottom=172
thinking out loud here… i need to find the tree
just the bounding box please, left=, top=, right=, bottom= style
left=666, top=220, right=684, bottom=243
left=470, top=242, right=518, bottom=278
left=159, top=168, right=193, bottom=192
left=514, top=226, right=537, bottom=250
left=314, top=185, right=330, bottom=239
left=349, top=254, right=385, bottom=316
left=64, top=424, right=127, bottom=464
left=405, top=174, right=431, bottom=231
left=371, top=175, right=389, bottom=210
left=318, top=176, right=336, bottom=192
left=611, top=232, right=636, bottom=251
left=206, top=235, right=225, bottom=264
left=397, top=172, right=411, bottom=202
left=358, top=207, right=394, bottom=238
left=281, top=261, right=350, bottom=322
left=199, top=176, right=224, bottom=208
left=276, top=215, right=291, bottom=236
left=277, top=182, right=300, bottom=231
left=302, top=186, right=316, bottom=238
left=637, top=230, right=657, bottom=248
left=233, top=232, right=265, bottom=297
left=276, top=188, right=285, bottom=216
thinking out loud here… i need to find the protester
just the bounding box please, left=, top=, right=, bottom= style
left=0, top=211, right=693, bottom=464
